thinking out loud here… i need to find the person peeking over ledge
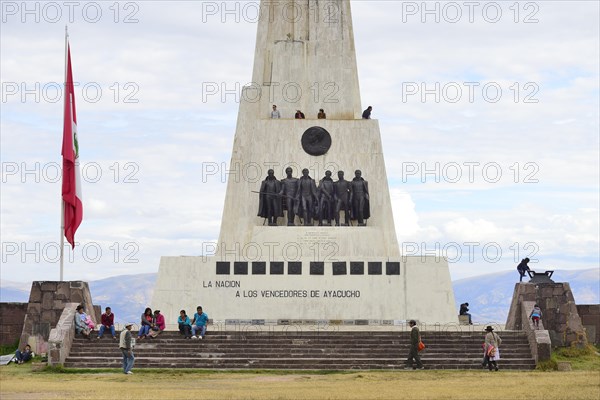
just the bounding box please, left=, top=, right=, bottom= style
left=362, top=106, right=372, bottom=119
left=317, top=108, right=326, bottom=119
left=295, top=110, right=305, bottom=119
left=271, top=104, right=281, bottom=119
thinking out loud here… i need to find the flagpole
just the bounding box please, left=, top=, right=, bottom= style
left=60, top=25, right=68, bottom=282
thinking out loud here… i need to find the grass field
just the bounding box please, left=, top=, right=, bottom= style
left=1, top=365, right=599, bottom=400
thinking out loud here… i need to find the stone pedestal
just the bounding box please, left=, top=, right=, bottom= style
left=506, top=282, right=587, bottom=346
left=19, top=281, right=97, bottom=354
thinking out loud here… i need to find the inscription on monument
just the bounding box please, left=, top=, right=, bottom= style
left=201, top=279, right=362, bottom=300
left=298, top=230, right=339, bottom=260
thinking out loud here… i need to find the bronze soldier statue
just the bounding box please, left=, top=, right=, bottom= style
left=280, top=167, right=299, bottom=226
left=350, top=169, right=370, bottom=226
left=334, top=170, right=352, bottom=226
left=257, top=169, right=282, bottom=226
left=296, top=168, right=318, bottom=226
left=318, top=170, right=335, bottom=226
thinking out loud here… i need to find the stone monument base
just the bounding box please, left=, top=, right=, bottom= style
left=152, top=255, right=457, bottom=329
left=18, top=281, right=98, bottom=354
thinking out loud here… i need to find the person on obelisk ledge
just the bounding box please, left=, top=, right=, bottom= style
left=334, top=170, right=352, bottom=226
left=317, top=108, right=326, bottom=119
left=318, top=170, right=335, bottom=226
left=258, top=169, right=282, bottom=226
left=270, top=104, right=281, bottom=119
left=280, top=167, right=299, bottom=226
left=362, top=106, right=372, bottom=119
left=350, top=170, right=370, bottom=226
left=296, top=168, right=318, bottom=226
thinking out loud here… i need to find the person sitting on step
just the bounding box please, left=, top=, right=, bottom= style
left=459, top=302, right=473, bottom=324
left=137, top=307, right=153, bottom=340
left=178, top=309, right=192, bottom=339
left=148, top=309, right=166, bottom=338
left=98, top=306, right=117, bottom=339
left=74, top=305, right=92, bottom=339
left=191, top=306, right=209, bottom=339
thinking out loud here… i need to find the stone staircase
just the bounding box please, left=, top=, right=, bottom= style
left=64, top=330, right=536, bottom=370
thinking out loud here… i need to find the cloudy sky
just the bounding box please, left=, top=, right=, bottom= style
left=1, top=1, right=598, bottom=285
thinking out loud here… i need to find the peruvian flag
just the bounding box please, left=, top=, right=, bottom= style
left=62, top=42, right=83, bottom=248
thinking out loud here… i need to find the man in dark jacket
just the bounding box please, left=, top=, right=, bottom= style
left=362, top=106, right=372, bottom=119
left=98, top=306, right=116, bottom=339
left=460, top=302, right=472, bottom=324
left=405, top=320, right=424, bottom=370
left=258, top=169, right=283, bottom=226
left=517, top=258, right=530, bottom=282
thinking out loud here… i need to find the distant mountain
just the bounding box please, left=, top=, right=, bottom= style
left=1, top=269, right=598, bottom=324
left=453, top=268, right=600, bottom=324
left=0, top=280, right=30, bottom=303
left=89, top=273, right=157, bottom=324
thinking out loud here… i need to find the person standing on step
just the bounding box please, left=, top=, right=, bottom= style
left=484, top=326, right=502, bottom=371
left=191, top=306, right=209, bottom=339
left=119, top=322, right=135, bottom=374
left=529, top=304, right=543, bottom=329
left=98, top=306, right=117, bottom=339
left=404, top=320, right=424, bottom=370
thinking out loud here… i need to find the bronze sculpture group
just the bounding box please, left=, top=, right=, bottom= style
left=257, top=168, right=370, bottom=226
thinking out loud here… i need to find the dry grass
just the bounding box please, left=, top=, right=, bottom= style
left=1, top=367, right=599, bottom=400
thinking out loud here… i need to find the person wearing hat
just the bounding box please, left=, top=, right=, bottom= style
left=74, top=305, right=91, bottom=340
left=484, top=326, right=502, bottom=371
left=404, top=320, right=424, bottom=370
left=119, top=322, right=135, bottom=374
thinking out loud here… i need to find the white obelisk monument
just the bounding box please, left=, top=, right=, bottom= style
left=153, top=0, right=457, bottom=326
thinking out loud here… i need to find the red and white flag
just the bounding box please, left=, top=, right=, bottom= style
left=62, top=42, right=83, bottom=248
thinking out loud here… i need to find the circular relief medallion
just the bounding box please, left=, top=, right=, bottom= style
left=301, top=127, right=332, bottom=156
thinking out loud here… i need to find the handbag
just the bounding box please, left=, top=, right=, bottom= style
left=417, top=341, right=425, bottom=351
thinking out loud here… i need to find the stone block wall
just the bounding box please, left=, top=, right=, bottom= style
left=19, top=281, right=97, bottom=354
left=577, top=304, right=600, bottom=344
left=506, top=282, right=586, bottom=347
left=0, top=303, right=28, bottom=346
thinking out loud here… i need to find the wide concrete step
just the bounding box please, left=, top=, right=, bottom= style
left=65, top=330, right=535, bottom=370
left=64, top=360, right=535, bottom=370
left=70, top=346, right=529, bottom=358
